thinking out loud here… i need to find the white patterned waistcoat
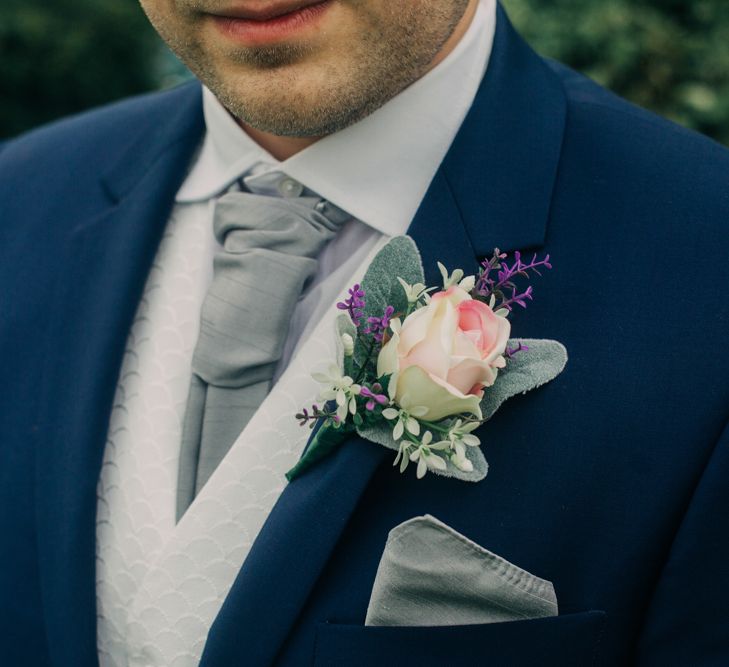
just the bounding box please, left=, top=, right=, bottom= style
left=95, top=199, right=383, bottom=667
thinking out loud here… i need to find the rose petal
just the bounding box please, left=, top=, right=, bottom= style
left=394, top=365, right=482, bottom=421
left=447, top=356, right=498, bottom=394
left=456, top=303, right=483, bottom=332
left=457, top=300, right=511, bottom=357
left=396, top=305, right=434, bottom=357
left=399, top=298, right=457, bottom=380
left=453, top=329, right=482, bottom=359
left=431, top=286, right=471, bottom=307
left=376, top=331, right=399, bottom=377
left=400, top=337, right=450, bottom=382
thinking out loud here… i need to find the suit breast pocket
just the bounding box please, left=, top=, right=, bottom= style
left=314, top=611, right=607, bottom=667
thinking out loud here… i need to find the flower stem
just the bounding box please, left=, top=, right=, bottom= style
left=416, top=420, right=453, bottom=434
left=417, top=416, right=488, bottom=433
left=354, top=339, right=377, bottom=384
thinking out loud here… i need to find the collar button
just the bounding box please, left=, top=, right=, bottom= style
left=278, top=177, right=304, bottom=198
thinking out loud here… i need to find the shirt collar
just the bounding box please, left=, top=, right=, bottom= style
left=176, top=0, right=496, bottom=237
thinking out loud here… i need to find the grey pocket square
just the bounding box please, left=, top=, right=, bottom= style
left=365, top=515, right=558, bottom=627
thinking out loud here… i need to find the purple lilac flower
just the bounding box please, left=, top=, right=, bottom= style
left=475, top=249, right=552, bottom=312
left=360, top=383, right=388, bottom=411
left=496, top=252, right=552, bottom=288
left=505, top=342, right=529, bottom=359
left=295, top=404, right=321, bottom=427
left=499, top=285, right=534, bottom=311
left=337, top=284, right=366, bottom=327
left=364, top=305, right=395, bottom=343
left=474, top=249, right=507, bottom=296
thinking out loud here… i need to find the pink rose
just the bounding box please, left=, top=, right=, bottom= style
left=377, top=286, right=510, bottom=421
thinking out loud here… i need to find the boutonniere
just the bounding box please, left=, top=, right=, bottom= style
left=286, top=236, right=567, bottom=482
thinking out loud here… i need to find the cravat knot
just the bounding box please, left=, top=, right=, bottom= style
left=176, top=181, right=349, bottom=520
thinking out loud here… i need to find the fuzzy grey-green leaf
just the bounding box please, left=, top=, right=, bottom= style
left=360, top=236, right=424, bottom=321
left=480, top=339, right=568, bottom=420
left=353, top=236, right=425, bottom=369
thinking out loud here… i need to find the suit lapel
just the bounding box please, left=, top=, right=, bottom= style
left=201, top=6, right=566, bottom=665
left=35, top=83, right=204, bottom=667
left=440, top=3, right=567, bottom=259
left=199, top=174, right=471, bottom=667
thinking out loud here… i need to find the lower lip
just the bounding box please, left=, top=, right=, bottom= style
left=212, top=1, right=333, bottom=45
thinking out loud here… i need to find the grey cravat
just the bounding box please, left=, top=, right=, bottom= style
left=176, top=186, right=348, bottom=520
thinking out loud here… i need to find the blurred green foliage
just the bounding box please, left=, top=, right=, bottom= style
left=0, top=0, right=180, bottom=139
left=2, top=0, right=728, bottom=145
left=503, top=0, right=729, bottom=145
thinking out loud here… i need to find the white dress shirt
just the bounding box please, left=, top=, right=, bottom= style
left=96, top=2, right=496, bottom=665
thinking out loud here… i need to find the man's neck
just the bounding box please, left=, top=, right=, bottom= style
left=239, top=128, right=322, bottom=162
left=238, top=0, right=480, bottom=161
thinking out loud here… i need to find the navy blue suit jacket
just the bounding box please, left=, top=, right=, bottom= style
left=2, top=7, right=728, bottom=666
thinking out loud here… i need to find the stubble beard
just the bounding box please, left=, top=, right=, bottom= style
left=150, top=0, right=471, bottom=137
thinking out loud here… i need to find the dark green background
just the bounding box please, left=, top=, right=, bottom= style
left=2, top=0, right=728, bottom=145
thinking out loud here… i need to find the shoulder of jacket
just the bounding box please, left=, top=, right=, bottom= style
left=0, top=81, right=202, bottom=175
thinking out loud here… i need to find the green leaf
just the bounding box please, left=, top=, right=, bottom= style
left=285, top=422, right=354, bottom=482
left=479, top=338, right=568, bottom=420
left=353, top=236, right=425, bottom=371
left=360, top=235, right=424, bottom=320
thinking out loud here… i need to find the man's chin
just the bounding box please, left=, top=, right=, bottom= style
left=230, top=43, right=313, bottom=69
left=201, top=66, right=356, bottom=137
left=223, top=100, right=356, bottom=138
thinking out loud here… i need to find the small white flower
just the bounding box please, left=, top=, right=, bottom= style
left=444, top=419, right=481, bottom=464
left=408, top=431, right=450, bottom=479
left=382, top=396, right=428, bottom=441
left=437, top=262, right=463, bottom=289
left=312, top=363, right=350, bottom=389
left=341, top=333, right=354, bottom=357
left=458, top=275, right=476, bottom=292
left=397, top=277, right=432, bottom=304
left=393, top=440, right=414, bottom=474
left=437, top=262, right=474, bottom=291
left=451, top=451, right=474, bottom=473
left=312, top=363, right=361, bottom=421
left=447, top=419, right=481, bottom=448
